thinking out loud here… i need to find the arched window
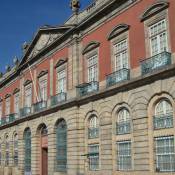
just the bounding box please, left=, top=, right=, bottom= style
left=5, top=135, right=9, bottom=166
left=41, top=126, right=48, bottom=136
left=24, top=128, right=31, bottom=174
left=117, top=108, right=131, bottom=135
left=14, top=134, right=18, bottom=166
left=56, top=119, right=67, bottom=172
left=88, top=115, right=99, bottom=139
left=154, top=100, right=173, bottom=129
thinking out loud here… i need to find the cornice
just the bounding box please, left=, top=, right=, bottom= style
left=1, top=63, right=175, bottom=130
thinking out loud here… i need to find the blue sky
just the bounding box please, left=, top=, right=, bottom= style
left=0, top=0, right=92, bottom=72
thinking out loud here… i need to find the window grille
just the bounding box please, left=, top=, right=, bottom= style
left=14, top=134, right=18, bottom=166
left=117, top=141, right=132, bottom=171
left=24, top=128, right=31, bottom=173
left=155, top=136, right=175, bottom=172
left=56, top=120, right=67, bottom=172
left=88, top=144, right=99, bottom=171
left=57, top=69, right=67, bottom=93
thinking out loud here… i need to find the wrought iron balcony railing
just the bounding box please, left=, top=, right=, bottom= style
left=20, top=107, right=31, bottom=118
left=8, top=113, right=18, bottom=123
left=88, top=128, right=99, bottom=139
left=50, top=92, right=67, bottom=107
left=140, top=51, right=171, bottom=75
left=116, top=121, right=131, bottom=135
left=106, top=68, right=130, bottom=87
left=33, top=101, right=47, bottom=113
left=0, top=117, right=7, bottom=126
left=153, top=114, right=173, bottom=129
left=76, top=81, right=99, bottom=97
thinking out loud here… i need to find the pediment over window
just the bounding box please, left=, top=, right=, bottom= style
left=5, top=94, right=11, bottom=99
left=37, top=70, right=48, bottom=79
left=55, top=58, right=68, bottom=68
left=82, top=41, right=100, bottom=55
left=24, top=79, right=32, bottom=86
left=140, top=1, right=169, bottom=22
left=107, top=24, right=130, bottom=40
left=13, top=88, right=20, bottom=95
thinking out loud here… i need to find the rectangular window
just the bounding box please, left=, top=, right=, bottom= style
left=149, top=19, right=168, bottom=56
left=39, top=77, right=47, bottom=101
left=87, top=55, right=98, bottom=82
left=117, top=141, right=132, bottom=171
left=5, top=98, right=11, bottom=115
left=155, top=136, right=175, bottom=172
left=14, top=93, right=20, bottom=114
left=115, top=39, right=129, bottom=71
left=24, top=85, right=32, bottom=107
left=88, top=144, right=99, bottom=171
left=57, top=69, right=66, bottom=93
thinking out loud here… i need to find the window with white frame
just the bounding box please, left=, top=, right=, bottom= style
left=155, top=136, right=175, bottom=172
left=117, top=141, right=132, bottom=171
left=155, top=100, right=173, bottom=116
left=57, top=69, right=66, bottom=93
left=149, top=19, right=168, bottom=56
left=154, top=100, right=173, bottom=129
left=88, top=115, right=99, bottom=139
left=5, top=97, right=11, bottom=115
left=114, top=39, right=129, bottom=71
left=88, top=144, right=99, bottom=171
left=117, top=108, right=131, bottom=135
left=14, top=93, right=20, bottom=114
left=87, top=54, right=98, bottom=82
left=24, top=85, right=32, bottom=107
left=14, top=134, right=18, bottom=166
left=39, top=76, right=47, bottom=101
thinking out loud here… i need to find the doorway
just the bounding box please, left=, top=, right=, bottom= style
left=42, top=148, right=48, bottom=175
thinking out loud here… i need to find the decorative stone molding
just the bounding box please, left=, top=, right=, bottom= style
left=140, top=1, right=169, bottom=22
left=24, top=79, right=32, bottom=86
left=37, top=70, right=48, bottom=79
left=5, top=94, right=11, bottom=99
left=107, top=24, right=130, bottom=40
left=54, top=58, right=68, bottom=68
left=13, top=88, right=20, bottom=95
left=82, top=41, right=100, bottom=55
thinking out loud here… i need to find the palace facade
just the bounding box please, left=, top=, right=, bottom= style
left=0, top=0, right=175, bottom=175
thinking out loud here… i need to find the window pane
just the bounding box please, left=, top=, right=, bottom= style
left=88, top=144, right=99, bottom=171
left=155, top=136, right=175, bottom=172
left=149, top=19, right=168, bottom=56
left=117, top=141, right=132, bottom=171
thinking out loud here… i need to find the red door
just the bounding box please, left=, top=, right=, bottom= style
left=42, top=148, right=48, bottom=175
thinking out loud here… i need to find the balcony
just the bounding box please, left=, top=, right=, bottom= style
left=50, top=92, right=67, bottom=107
left=20, top=107, right=31, bottom=118
left=8, top=113, right=18, bottom=123
left=140, top=51, right=171, bottom=75
left=153, top=114, right=173, bottom=129
left=88, top=128, right=99, bottom=139
left=33, top=101, right=47, bottom=113
left=0, top=117, right=7, bottom=126
left=116, top=121, right=131, bottom=135
left=106, top=68, right=130, bottom=87
left=76, top=81, right=99, bottom=97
